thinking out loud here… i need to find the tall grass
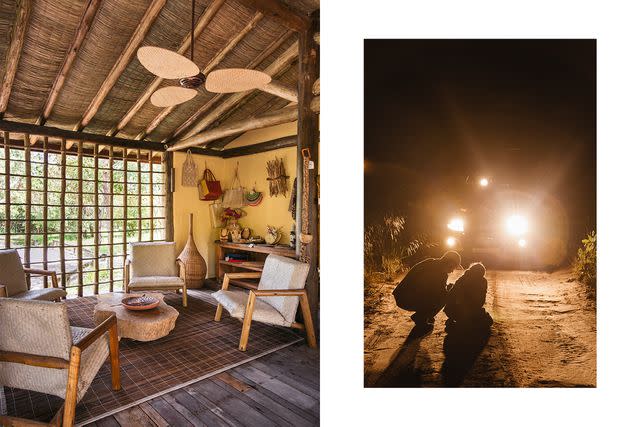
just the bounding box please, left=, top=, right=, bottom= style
left=364, top=215, right=432, bottom=283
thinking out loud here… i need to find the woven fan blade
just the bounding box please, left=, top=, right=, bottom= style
left=150, top=86, right=198, bottom=107
left=137, top=46, right=200, bottom=79
left=205, top=68, right=272, bottom=93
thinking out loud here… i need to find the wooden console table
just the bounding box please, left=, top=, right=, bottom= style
left=215, top=241, right=297, bottom=290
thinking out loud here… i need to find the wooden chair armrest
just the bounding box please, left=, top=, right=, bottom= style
left=220, top=272, right=262, bottom=291
left=251, top=289, right=306, bottom=297
left=75, top=314, right=117, bottom=351
left=0, top=284, right=7, bottom=297
left=23, top=268, right=60, bottom=288
left=23, top=267, right=56, bottom=276
left=224, top=272, right=263, bottom=280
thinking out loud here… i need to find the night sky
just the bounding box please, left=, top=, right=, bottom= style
left=364, top=39, right=596, bottom=245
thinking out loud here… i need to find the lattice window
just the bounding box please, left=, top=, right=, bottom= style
left=0, top=132, right=167, bottom=297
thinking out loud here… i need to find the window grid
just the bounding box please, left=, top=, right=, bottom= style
left=0, top=133, right=167, bottom=297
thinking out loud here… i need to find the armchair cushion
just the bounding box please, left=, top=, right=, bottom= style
left=12, top=288, right=67, bottom=301
left=258, top=255, right=310, bottom=325
left=213, top=289, right=289, bottom=327
left=128, top=276, right=184, bottom=289
left=129, top=242, right=178, bottom=278
left=0, top=249, right=27, bottom=297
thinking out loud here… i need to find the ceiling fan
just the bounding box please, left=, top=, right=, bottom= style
left=137, top=0, right=272, bottom=107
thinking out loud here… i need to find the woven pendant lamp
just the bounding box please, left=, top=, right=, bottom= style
left=178, top=213, right=207, bottom=288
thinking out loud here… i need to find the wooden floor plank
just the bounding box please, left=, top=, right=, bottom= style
left=211, top=373, right=315, bottom=427
left=230, top=368, right=319, bottom=422
left=94, top=416, right=121, bottom=427
left=268, top=348, right=320, bottom=380
left=183, top=386, right=243, bottom=427
left=166, top=389, right=231, bottom=427
left=190, top=378, right=278, bottom=427
left=112, top=405, right=158, bottom=427
left=234, top=364, right=319, bottom=412
left=147, top=397, right=194, bottom=427
left=250, top=360, right=320, bottom=397
left=138, top=402, right=170, bottom=427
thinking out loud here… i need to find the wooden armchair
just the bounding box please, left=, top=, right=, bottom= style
left=0, top=299, right=120, bottom=427
left=0, top=249, right=66, bottom=301
left=124, top=242, right=187, bottom=307
left=213, top=255, right=317, bottom=351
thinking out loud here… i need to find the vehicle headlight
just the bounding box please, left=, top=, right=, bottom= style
left=447, top=217, right=464, bottom=232
left=506, top=215, right=528, bottom=236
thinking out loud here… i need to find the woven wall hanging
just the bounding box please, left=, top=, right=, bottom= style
left=266, top=157, right=289, bottom=197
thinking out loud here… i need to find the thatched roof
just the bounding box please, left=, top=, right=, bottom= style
left=0, top=0, right=318, bottom=150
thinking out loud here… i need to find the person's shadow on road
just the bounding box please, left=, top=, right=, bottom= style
left=441, top=322, right=491, bottom=387
left=374, top=324, right=433, bottom=387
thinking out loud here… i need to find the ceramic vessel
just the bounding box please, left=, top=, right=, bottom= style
left=265, top=225, right=281, bottom=245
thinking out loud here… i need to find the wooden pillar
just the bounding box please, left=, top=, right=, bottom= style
left=296, top=15, right=320, bottom=332
left=164, top=152, right=174, bottom=242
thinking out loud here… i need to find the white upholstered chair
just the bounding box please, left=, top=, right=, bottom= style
left=124, top=242, right=187, bottom=307
left=213, top=254, right=317, bottom=351
left=0, top=299, right=120, bottom=427
left=0, top=249, right=67, bottom=301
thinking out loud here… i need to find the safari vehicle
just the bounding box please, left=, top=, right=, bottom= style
left=441, top=176, right=568, bottom=269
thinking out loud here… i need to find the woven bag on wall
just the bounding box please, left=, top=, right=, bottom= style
left=181, top=150, right=198, bottom=187
left=222, top=163, right=245, bottom=208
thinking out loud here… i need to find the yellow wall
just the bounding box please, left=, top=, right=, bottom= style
left=173, top=125, right=297, bottom=278
left=172, top=153, right=225, bottom=277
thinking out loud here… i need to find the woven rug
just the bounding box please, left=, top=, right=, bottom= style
left=1, top=290, right=302, bottom=425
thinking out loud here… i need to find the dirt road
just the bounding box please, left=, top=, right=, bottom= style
left=364, top=269, right=596, bottom=387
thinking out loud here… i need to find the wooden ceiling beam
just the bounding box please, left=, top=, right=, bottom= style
left=177, top=40, right=298, bottom=142
left=219, top=135, right=296, bottom=158
left=163, top=28, right=294, bottom=143
left=261, top=79, right=297, bottom=102
left=167, top=97, right=317, bottom=151
left=0, top=119, right=165, bottom=151
left=108, top=0, right=226, bottom=137
left=74, top=0, right=166, bottom=132
left=134, top=11, right=264, bottom=141
left=206, top=89, right=293, bottom=149
left=240, top=0, right=309, bottom=32
left=0, top=0, right=32, bottom=118
left=37, top=0, right=102, bottom=127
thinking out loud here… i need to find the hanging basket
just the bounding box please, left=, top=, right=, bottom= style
left=181, top=150, right=198, bottom=187
left=222, top=162, right=245, bottom=208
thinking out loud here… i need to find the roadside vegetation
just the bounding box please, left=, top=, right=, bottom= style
left=364, top=214, right=433, bottom=316
left=573, top=231, right=596, bottom=291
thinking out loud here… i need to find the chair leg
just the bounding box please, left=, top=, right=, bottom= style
left=214, top=304, right=223, bottom=321
left=108, top=322, right=121, bottom=391
left=299, top=292, right=317, bottom=348
left=239, top=292, right=257, bottom=351
left=62, top=347, right=81, bottom=427
left=182, top=285, right=187, bottom=307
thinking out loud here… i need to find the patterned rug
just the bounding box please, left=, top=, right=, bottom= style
left=1, top=290, right=303, bottom=425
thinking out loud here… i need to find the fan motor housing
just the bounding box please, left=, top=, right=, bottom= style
left=180, top=72, right=205, bottom=89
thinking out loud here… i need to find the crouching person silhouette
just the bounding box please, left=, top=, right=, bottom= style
left=393, top=251, right=463, bottom=329
left=444, top=262, right=493, bottom=330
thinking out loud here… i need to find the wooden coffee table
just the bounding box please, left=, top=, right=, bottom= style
left=94, top=292, right=179, bottom=342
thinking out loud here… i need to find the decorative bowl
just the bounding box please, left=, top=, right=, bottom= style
left=121, top=295, right=160, bottom=311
